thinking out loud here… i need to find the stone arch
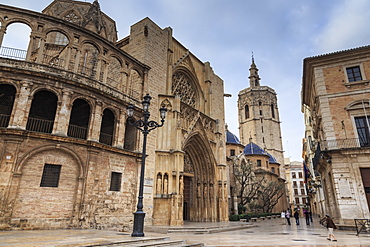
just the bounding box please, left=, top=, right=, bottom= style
left=128, top=69, right=143, bottom=99
left=99, top=108, right=116, bottom=145
left=0, top=83, right=16, bottom=127
left=78, top=41, right=100, bottom=77
left=12, top=145, right=84, bottom=222
left=42, top=29, right=70, bottom=68
left=172, top=67, right=204, bottom=109
left=182, top=131, right=218, bottom=222
left=107, top=55, right=123, bottom=89
left=26, top=90, right=58, bottom=134
left=1, top=21, right=32, bottom=59
left=67, top=98, right=91, bottom=140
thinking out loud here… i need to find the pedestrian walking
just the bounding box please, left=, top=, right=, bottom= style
left=281, top=210, right=286, bottom=225
left=285, top=210, right=291, bottom=225
left=294, top=210, right=300, bottom=225
left=326, top=215, right=338, bottom=241
left=304, top=209, right=310, bottom=225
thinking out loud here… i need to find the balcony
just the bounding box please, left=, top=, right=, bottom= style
left=0, top=114, right=10, bottom=128
left=0, top=46, right=26, bottom=60
left=320, top=138, right=369, bottom=151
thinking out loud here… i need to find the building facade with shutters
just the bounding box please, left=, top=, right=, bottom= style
left=0, top=0, right=228, bottom=230
left=302, top=46, right=370, bottom=226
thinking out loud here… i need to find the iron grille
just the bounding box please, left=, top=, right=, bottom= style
left=110, top=172, right=122, bottom=191
left=40, top=164, right=62, bottom=187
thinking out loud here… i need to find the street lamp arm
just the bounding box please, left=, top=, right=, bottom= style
left=127, top=118, right=165, bottom=134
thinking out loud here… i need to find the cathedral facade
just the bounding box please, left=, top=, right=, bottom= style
left=0, top=0, right=228, bottom=230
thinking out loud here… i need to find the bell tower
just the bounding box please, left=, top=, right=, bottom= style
left=237, top=58, right=284, bottom=166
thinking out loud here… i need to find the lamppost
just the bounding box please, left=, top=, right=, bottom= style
left=127, top=94, right=167, bottom=237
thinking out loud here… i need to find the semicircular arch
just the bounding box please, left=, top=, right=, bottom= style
left=15, top=144, right=85, bottom=177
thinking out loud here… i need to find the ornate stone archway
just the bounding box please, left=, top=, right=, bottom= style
left=182, top=132, right=218, bottom=222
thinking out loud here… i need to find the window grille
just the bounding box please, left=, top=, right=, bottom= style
left=40, top=164, right=61, bottom=187
left=110, top=172, right=122, bottom=191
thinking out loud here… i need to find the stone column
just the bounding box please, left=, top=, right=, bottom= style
left=36, top=36, right=45, bottom=63
left=0, top=25, right=7, bottom=47
left=88, top=100, right=103, bottom=142
left=53, top=89, right=73, bottom=136
left=114, top=109, right=127, bottom=148
left=8, top=81, right=32, bottom=129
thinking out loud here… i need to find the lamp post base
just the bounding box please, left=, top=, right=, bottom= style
left=131, top=211, right=146, bottom=237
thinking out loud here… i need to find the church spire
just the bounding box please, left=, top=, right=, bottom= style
left=249, top=54, right=261, bottom=87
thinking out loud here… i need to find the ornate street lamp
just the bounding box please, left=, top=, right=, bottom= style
left=127, top=94, right=167, bottom=237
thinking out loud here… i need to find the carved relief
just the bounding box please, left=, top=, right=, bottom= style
left=184, top=154, right=194, bottom=174
left=63, top=11, right=81, bottom=24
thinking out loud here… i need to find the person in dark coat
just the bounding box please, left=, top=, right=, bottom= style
left=294, top=210, right=300, bottom=225
left=326, top=215, right=337, bottom=241
left=304, top=209, right=310, bottom=225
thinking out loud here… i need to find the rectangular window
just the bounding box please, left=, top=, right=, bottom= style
left=301, top=189, right=305, bottom=195
left=294, top=189, right=298, bottom=195
left=346, top=66, right=363, bottom=82
left=300, top=181, right=304, bottom=187
left=40, top=164, right=61, bottom=187
left=298, top=172, right=303, bottom=178
left=257, top=160, right=261, bottom=167
left=110, top=172, right=122, bottom=191
left=302, top=198, right=307, bottom=204
left=230, top=149, right=235, bottom=156
left=293, top=181, right=297, bottom=187
left=271, top=167, right=275, bottom=173
left=292, top=172, right=296, bottom=178
left=295, top=198, right=300, bottom=204
left=355, top=117, right=370, bottom=146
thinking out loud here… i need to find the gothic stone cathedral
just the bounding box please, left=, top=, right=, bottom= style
left=0, top=0, right=228, bottom=230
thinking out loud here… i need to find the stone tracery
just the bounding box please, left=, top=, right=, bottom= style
left=172, top=72, right=196, bottom=108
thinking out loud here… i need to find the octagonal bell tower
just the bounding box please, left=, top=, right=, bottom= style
left=237, top=57, right=284, bottom=167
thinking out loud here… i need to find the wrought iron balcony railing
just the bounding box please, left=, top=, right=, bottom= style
left=67, top=124, right=88, bottom=140
left=320, top=138, right=370, bottom=150
left=26, top=117, right=54, bottom=133
left=99, top=132, right=113, bottom=146
left=0, top=114, right=10, bottom=128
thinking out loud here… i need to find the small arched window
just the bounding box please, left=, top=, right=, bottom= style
left=68, top=99, right=90, bottom=139
left=26, top=90, right=58, bottom=133
left=124, top=118, right=137, bottom=151
left=99, top=108, right=115, bottom=145
left=245, top=105, right=249, bottom=119
left=0, top=84, right=16, bottom=127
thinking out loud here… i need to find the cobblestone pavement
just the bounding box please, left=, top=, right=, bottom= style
left=1, top=218, right=370, bottom=246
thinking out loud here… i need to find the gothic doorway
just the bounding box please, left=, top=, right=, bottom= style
left=183, top=133, right=218, bottom=222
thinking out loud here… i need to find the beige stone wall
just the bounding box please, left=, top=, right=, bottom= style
left=302, top=47, right=370, bottom=226
left=0, top=0, right=227, bottom=230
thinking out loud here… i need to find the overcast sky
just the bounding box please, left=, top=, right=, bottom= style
left=3, top=0, right=370, bottom=162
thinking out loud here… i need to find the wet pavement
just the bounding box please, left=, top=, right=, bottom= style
left=1, top=217, right=370, bottom=246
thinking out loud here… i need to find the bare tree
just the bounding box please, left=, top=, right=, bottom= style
left=233, top=159, right=265, bottom=207
left=258, top=180, right=285, bottom=213
left=233, top=158, right=285, bottom=213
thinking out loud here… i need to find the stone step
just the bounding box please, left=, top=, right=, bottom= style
left=166, top=224, right=254, bottom=234
left=84, top=237, right=203, bottom=247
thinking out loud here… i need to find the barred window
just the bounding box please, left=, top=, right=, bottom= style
left=110, top=172, right=122, bottom=191
left=40, top=164, right=61, bottom=187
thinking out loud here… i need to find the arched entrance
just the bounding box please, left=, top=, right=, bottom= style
left=182, top=133, right=218, bottom=222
